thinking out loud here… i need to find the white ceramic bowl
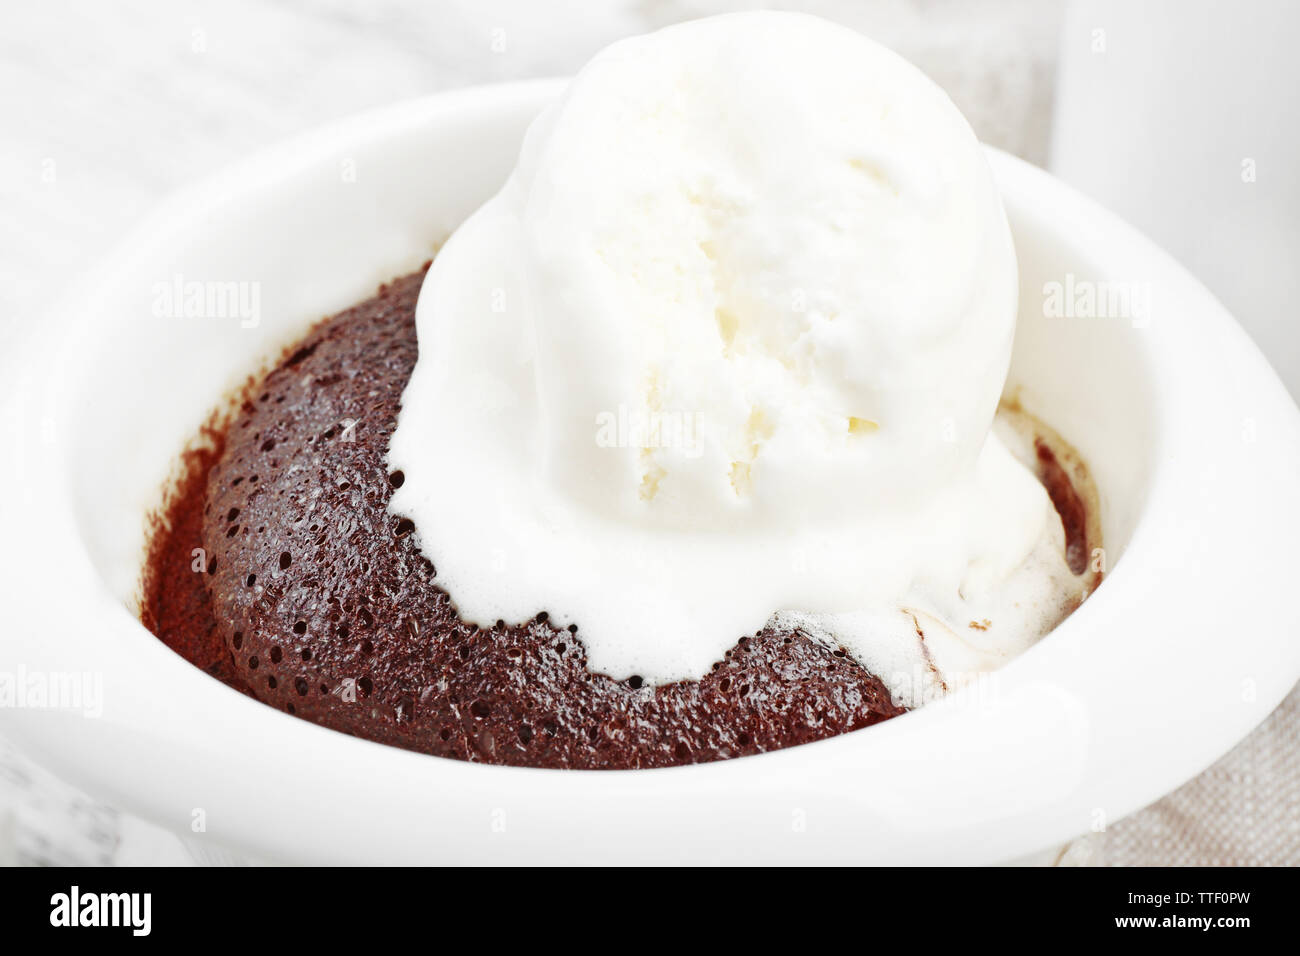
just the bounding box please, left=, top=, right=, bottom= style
left=2, top=80, right=1298, bottom=865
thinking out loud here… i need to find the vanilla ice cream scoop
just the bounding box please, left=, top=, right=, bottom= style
left=518, top=12, right=1016, bottom=529
left=389, top=12, right=1085, bottom=691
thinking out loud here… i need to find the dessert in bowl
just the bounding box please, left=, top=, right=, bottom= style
left=140, top=15, right=1104, bottom=768
left=1, top=15, right=1297, bottom=862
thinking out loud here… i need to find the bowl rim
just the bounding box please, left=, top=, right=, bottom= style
left=2, top=79, right=1298, bottom=864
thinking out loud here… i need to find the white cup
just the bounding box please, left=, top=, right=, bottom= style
left=1052, top=0, right=1300, bottom=398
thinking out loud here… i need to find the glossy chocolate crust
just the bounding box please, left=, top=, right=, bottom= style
left=145, top=269, right=906, bottom=768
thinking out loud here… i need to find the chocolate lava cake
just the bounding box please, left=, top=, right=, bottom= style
left=141, top=265, right=1100, bottom=769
